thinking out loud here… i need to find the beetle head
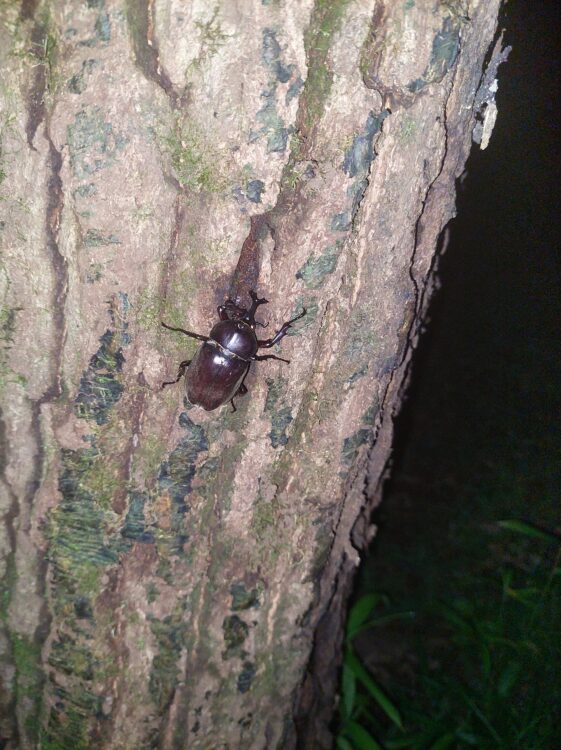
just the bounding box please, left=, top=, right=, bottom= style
left=219, top=291, right=269, bottom=329
left=218, top=300, right=245, bottom=321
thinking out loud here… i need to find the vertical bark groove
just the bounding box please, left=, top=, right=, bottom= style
left=126, top=0, right=181, bottom=110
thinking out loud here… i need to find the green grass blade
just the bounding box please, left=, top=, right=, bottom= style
left=429, top=733, right=456, bottom=750
left=498, top=519, right=560, bottom=543
left=337, top=736, right=354, bottom=750
left=460, top=692, right=502, bottom=744
left=345, top=720, right=385, bottom=750
left=497, top=660, right=521, bottom=698
left=385, top=734, right=426, bottom=749
left=349, top=611, right=416, bottom=640
left=346, top=651, right=404, bottom=730
left=347, top=594, right=382, bottom=640
left=342, top=663, right=357, bottom=719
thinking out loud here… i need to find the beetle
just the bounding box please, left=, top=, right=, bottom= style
left=161, top=291, right=306, bottom=412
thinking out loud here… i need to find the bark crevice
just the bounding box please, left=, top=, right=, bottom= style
left=126, top=0, right=182, bottom=111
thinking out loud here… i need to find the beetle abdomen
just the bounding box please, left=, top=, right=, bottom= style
left=185, top=343, right=248, bottom=411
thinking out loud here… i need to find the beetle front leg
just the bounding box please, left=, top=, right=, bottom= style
left=161, top=322, right=208, bottom=342
left=257, top=308, right=306, bottom=349
left=161, top=360, right=191, bottom=389
left=247, top=290, right=269, bottom=323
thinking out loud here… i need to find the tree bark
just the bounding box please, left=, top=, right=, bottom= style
left=0, top=1, right=504, bottom=748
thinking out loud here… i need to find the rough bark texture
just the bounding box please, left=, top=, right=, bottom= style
left=0, top=1, right=503, bottom=748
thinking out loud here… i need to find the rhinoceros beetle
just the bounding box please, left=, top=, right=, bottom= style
left=161, top=291, right=306, bottom=412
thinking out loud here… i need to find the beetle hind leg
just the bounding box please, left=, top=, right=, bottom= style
left=253, top=353, right=290, bottom=363
left=161, top=360, right=190, bottom=389
left=230, top=382, right=248, bottom=412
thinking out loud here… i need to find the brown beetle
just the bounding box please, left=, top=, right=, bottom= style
left=161, top=291, right=305, bottom=411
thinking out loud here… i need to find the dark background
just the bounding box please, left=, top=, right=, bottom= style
left=354, top=0, right=560, bottom=691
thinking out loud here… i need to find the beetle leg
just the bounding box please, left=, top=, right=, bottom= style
left=250, top=289, right=269, bottom=306
left=253, top=353, right=290, bottom=363
left=246, top=290, right=269, bottom=325
left=257, top=308, right=306, bottom=348
left=161, top=360, right=191, bottom=389
left=161, top=322, right=208, bottom=342
left=229, top=379, right=249, bottom=412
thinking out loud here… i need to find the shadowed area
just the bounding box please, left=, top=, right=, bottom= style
left=341, top=0, right=561, bottom=746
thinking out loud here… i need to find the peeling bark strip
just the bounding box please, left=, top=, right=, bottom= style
left=0, top=1, right=504, bottom=748
left=228, top=214, right=271, bottom=308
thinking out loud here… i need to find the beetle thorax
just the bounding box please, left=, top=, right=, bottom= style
left=209, top=320, right=258, bottom=360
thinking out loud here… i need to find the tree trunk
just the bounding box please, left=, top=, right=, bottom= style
left=0, top=1, right=505, bottom=748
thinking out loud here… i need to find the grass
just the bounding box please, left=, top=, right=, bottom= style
left=336, top=520, right=561, bottom=749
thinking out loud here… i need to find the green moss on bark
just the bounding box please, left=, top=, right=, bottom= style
left=300, top=0, right=352, bottom=135
left=148, top=604, right=189, bottom=711
left=162, top=118, right=227, bottom=192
